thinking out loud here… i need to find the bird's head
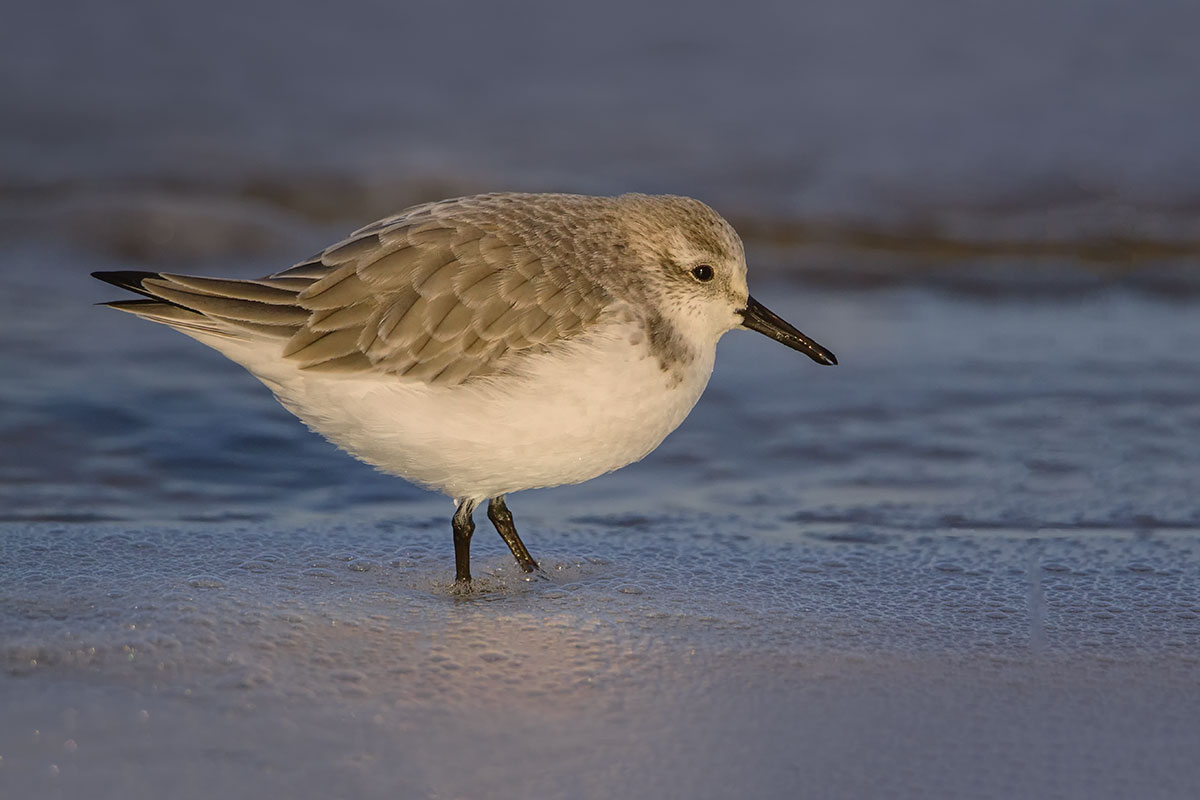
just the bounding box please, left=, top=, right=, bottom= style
left=616, top=193, right=836, bottom=366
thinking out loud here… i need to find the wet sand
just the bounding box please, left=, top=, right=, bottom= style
left=2, top=518, right=1197, bottom=799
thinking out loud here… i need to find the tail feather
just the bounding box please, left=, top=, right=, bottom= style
left=103, top=298, right=235, bottom=337
left=92, top=270, right=177, bottom=302
left=148, top=274, right=301, bottom=304
left=93, top=270, right=309, bottom=339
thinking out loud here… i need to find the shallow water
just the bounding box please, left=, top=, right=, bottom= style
left=2, top=521, right=1198, bottom=800
left=3, top=2, right=1200, bottom=795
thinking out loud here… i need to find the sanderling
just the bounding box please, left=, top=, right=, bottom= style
left=94, top=192, right=836, bottom=584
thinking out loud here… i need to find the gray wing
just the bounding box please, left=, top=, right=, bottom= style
left=115, top=197, right=613, bottom=386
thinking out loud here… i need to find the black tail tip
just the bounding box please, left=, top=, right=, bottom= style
left=92, top=270, right=159, bottom=292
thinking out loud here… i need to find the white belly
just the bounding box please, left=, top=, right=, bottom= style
left=222, top=319, right=716, bottom=500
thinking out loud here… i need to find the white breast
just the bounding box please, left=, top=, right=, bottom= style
left=223, top=317, right=717, bottom=500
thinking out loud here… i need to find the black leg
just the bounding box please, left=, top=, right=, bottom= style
left=487, top=495, right=538, bottom=573
left=452, top=499, right=477, bottom=584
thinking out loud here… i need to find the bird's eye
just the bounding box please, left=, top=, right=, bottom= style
left=691, top=264, right=715, bottom=282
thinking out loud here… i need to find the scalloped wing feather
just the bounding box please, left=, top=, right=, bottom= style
left=111, top=195, right=617, bottom=385
left=274, top=197, right=611, bottom=383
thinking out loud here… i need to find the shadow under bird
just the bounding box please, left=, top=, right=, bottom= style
left=93, top=192, right=837, bottom=585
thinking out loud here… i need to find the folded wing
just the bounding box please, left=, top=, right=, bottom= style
left=95, top=197, right=612, bottom=386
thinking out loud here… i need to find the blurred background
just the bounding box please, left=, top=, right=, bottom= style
left=2, top=2, right=1199, bottom=798
left=4, top=0, right=1199, bottom=284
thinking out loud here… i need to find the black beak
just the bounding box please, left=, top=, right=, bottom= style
left=739, top=295, right=837, bottom=366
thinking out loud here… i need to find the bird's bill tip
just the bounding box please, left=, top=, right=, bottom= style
left=739, top=296, right=837, bottom=366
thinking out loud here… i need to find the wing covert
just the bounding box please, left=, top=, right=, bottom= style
left=269, top=198, right=610, bottom=384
